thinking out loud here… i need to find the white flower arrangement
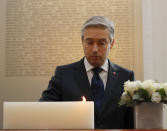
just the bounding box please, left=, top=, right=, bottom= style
left=119, top=80, right=167, bottom=107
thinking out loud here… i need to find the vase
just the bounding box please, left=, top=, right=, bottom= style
left=134, top=102, right=163, bottom=129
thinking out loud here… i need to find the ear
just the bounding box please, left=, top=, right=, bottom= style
left=82, top=41, right=84, bottom=47
left=110, top=39, right=115, bottom=49
left=81, top=37, right=84, bottom=45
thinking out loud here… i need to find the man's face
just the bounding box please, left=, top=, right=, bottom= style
left=82, top=26, right=114, bottom=67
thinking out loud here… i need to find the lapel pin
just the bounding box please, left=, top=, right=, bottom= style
left=113, top=72, right=116, bottom=75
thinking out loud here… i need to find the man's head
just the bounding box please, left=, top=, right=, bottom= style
left=81, top=16, right=115, bottom=67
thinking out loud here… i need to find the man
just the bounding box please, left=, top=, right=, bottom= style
left=40, top=16, right=134, bottom=129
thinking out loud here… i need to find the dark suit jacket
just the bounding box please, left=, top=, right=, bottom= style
left=40, top=58, right=135, bottom=129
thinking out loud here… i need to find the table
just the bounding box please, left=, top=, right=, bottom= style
left=0, top=129, right=167, bottom=131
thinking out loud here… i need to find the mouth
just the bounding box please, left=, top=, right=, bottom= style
left=90, top=56, right=100, bottom=59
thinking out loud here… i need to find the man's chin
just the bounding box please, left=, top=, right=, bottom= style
left=89, top=61, right=102, bottom=67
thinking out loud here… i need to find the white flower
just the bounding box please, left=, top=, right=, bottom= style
left=142, top=80, right=156, bottom=96
left=121, top=91, right=131, bottom=101
left=120, top=80, right=167, bottom=107
left=151, top=92, right=162, bottom=103
left=152, top=82, right=162, bottom=90
left=119, top=91, right=131, bottom=105
left=124, top=80, right=142, bottom=96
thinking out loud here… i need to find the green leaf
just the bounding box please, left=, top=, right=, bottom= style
left=157, top=88, right=166, bottom=99
left=119, top=99, right=126, bottom=106
left=133, top=93, right=144, bottom=101
left=126, top=101, right=134, bottom=107
left=133, top=88, right=150, bottom=102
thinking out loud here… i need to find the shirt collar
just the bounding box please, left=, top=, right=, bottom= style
left=84, top=57, right=108, bottom=72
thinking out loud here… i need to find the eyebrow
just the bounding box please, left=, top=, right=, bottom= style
left=85, top=38, right=107, bottom=42
left=98, top=39, right=107, bottom=42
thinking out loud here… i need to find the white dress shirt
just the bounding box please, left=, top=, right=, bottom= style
left=84, top=57, right=109, bottom=90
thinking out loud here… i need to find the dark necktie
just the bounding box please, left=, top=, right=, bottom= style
left=91, top=67, right=104, bottom=113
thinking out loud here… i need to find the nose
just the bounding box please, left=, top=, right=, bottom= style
left=92, top=43, right=98, bottom=52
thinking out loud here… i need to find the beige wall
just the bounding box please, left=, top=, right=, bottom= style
left=0, top=0, right=142, bottom=128
left=0, top=1, right=50, bottom=128
left=142, top=0, right=167, bottom=128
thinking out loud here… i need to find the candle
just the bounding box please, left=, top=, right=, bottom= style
left=3, top=97, right=94, bottom=129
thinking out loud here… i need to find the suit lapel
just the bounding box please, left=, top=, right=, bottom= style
left=73, top=58, right=93, bottom=101
left=100, top=60, right=119, bottom=114
left=73, top=58, right=121, bottom=111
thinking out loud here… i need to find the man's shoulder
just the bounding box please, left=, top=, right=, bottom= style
left=56, top=58, right=83, bottom=70
left=110, top=61, right=134, bottom=80
left=110, top=61, right=133, bottom=73
left=115, top=64, right=133, bottom=72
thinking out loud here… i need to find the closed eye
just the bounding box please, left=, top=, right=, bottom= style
left=87, top=41, right=94, bottom=45
left=98, top=39, right=107, bottom=46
